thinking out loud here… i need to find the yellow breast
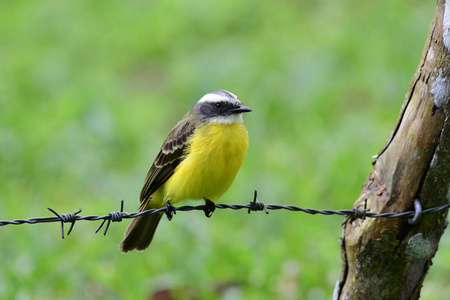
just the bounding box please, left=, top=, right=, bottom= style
left=163, top=122, right=249, bottom=203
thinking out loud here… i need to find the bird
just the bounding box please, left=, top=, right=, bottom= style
left=120, top=89, right=251, bottom=252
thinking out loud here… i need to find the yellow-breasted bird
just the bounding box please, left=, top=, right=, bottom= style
left=120, top=90, right=251, bottom=252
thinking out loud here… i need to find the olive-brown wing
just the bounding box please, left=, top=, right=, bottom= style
left=139, top=121, right=196, bottom=204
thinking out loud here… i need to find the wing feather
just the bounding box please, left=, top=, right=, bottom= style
left=139, top=121, right=196, bottom=203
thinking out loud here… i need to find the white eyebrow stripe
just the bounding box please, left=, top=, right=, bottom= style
left=198, top=93, right=229, bottom=103
left=197, top=90, right=241, bottom=105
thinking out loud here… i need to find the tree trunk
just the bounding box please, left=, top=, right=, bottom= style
left=334, top=0, right=450, bottom=299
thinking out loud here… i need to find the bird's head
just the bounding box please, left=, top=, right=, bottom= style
left=193, top=90, right=252, bottom=124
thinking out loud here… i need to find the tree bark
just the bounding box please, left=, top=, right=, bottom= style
left=334, top=1, right=450, bottom=299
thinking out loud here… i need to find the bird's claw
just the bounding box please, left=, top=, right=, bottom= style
left=203, top=199, right=215, bottom=218
left=164, top=201, right=176, bottom=221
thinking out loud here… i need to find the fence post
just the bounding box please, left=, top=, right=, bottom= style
left=335, top=1, right=450, bottom=299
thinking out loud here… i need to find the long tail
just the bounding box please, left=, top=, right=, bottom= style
left=120, top=199, right=163, bottom=253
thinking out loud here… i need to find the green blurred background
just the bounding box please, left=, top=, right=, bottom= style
left=1, top=0, right=448, bottom=299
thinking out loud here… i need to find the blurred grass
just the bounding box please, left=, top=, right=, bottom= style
left=0, top=0, right=447, bottom=299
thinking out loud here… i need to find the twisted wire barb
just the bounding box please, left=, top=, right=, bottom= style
left=0, top=191, right=449, bottom=238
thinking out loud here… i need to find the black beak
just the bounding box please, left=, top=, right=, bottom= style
left=230, top=105, right=252, bottom=114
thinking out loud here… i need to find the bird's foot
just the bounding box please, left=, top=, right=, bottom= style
left=164, top=201, right=176, bottom=221
left=203, top=199, right=215, bottom=218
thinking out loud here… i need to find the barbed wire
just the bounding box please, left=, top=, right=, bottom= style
left=0, top=191, right=449, bottom=239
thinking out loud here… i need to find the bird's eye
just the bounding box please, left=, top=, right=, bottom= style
left=215, top=103, right=222, bottom=109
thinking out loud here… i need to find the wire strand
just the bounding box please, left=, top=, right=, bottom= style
left=1, top=191, right=449, bottom=238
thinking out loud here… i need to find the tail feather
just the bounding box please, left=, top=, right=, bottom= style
left=120, top=201, right=163, bottom=253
